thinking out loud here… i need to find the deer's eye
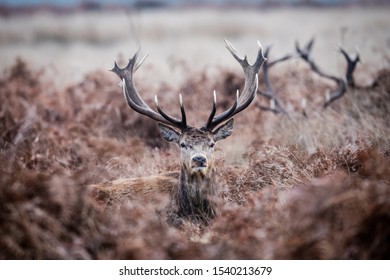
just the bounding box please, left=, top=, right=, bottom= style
left=209, top=143, right=215, bottom=148
left=180, top=143, right=187, bottom=148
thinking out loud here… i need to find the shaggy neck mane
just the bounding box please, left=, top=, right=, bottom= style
left=175, top=166, right=218, bottom=224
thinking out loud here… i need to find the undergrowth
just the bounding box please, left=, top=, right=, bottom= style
left=0, top=59, right=389, bottom=259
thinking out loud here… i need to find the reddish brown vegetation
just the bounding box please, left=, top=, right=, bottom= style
left=0, top=59, right=389, bottom=259
left=213, top=144, right=390, bottom=259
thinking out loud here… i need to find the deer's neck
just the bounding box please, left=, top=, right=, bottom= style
left=176, top=167, right=218, bottom=223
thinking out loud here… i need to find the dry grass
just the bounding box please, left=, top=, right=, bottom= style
left=1, top=7, right=389, bottom=88
left=1, top=47, right=389, bottom=259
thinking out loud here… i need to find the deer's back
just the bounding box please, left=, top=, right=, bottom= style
left=89, top=172, right=179, bottom=204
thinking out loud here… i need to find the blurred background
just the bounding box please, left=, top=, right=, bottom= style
left=1, top=0, right=389, bottom=89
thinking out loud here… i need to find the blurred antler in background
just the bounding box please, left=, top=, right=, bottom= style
left=296, top=38, right=360, bottom=108
left=257, top=45, right=294, bottom=115
left=339, top=46, right=360, bottom=88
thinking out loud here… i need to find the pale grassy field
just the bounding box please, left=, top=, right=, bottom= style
left=1, top=6, right=390, bottom=89
left=1, top=6, right=390, bottom=161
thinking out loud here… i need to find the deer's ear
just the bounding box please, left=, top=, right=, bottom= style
left=158, top=123, right=181, bottom=143
left=213, top=118, right=234, bottom=142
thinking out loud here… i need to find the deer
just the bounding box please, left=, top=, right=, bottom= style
left=91, top=40, right=266, bottom=227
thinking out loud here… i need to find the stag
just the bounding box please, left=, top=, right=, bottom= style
left=103, top=40, right=266, bottom=226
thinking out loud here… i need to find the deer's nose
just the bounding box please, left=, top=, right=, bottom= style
left=192, top=155, right=207, bottom=167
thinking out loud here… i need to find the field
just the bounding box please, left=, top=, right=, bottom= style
left=1, top=6, right=390, bottom=259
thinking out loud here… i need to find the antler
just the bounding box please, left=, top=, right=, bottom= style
left=257, top=45, right=293, bottom=114
left=204, top=39, right=266, bottom=131
left=339, top=46, right=360, bottom=87
left=112, top=41, right=266, bottom=132
left=111, top=48, right=189, bottom=131
left=296, top=38, right=348, bottom=108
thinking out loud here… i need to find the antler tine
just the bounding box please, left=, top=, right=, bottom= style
left=268, top=53, right=294, bottom=68
left=205, top=90, right=217, bottom=129
left=339, top=47, right=360, bottom=87
left=323, top=78, right=347, bottom=108
left=209, top=90, right=239, bottom=128
left=296, top=38, right=337, bottom=81
left=225, top=39, right=267, bottom=73
left=267, top=43, right=295, bottom=68
left=179, top=94, right=187, bottom=128
left=112, top=49, right=188, bottom=131
left=204, top=40, right=266, bottom=131
left=154, top=94, right=188, bottom=130
left=257, top=45, right=287, bottom=114
left=262, top=46, right=273, bottom=94
left=111, top=49, right=147, bottom=108
left=295, top=38, right=314, bottom=61
left=135, top=52, right=149, bottom=71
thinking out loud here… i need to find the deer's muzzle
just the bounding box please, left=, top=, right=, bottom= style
left=191, top=155, right=207, bottom=171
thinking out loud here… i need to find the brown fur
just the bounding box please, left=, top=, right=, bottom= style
left=90, top=165, right=220, bottom=226
left=90, top=172, right=179, bottom=204
left=89, top=127, right=224, bottom=227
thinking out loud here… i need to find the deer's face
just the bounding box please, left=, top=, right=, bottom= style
left=178, top=129, right=215, bottom=175
left=158, top=119, right=234, bottom=176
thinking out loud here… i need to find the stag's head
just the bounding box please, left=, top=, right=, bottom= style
left=111, top=39, right=266, bottom=177
left=158, top=118, right=234, bottom=176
